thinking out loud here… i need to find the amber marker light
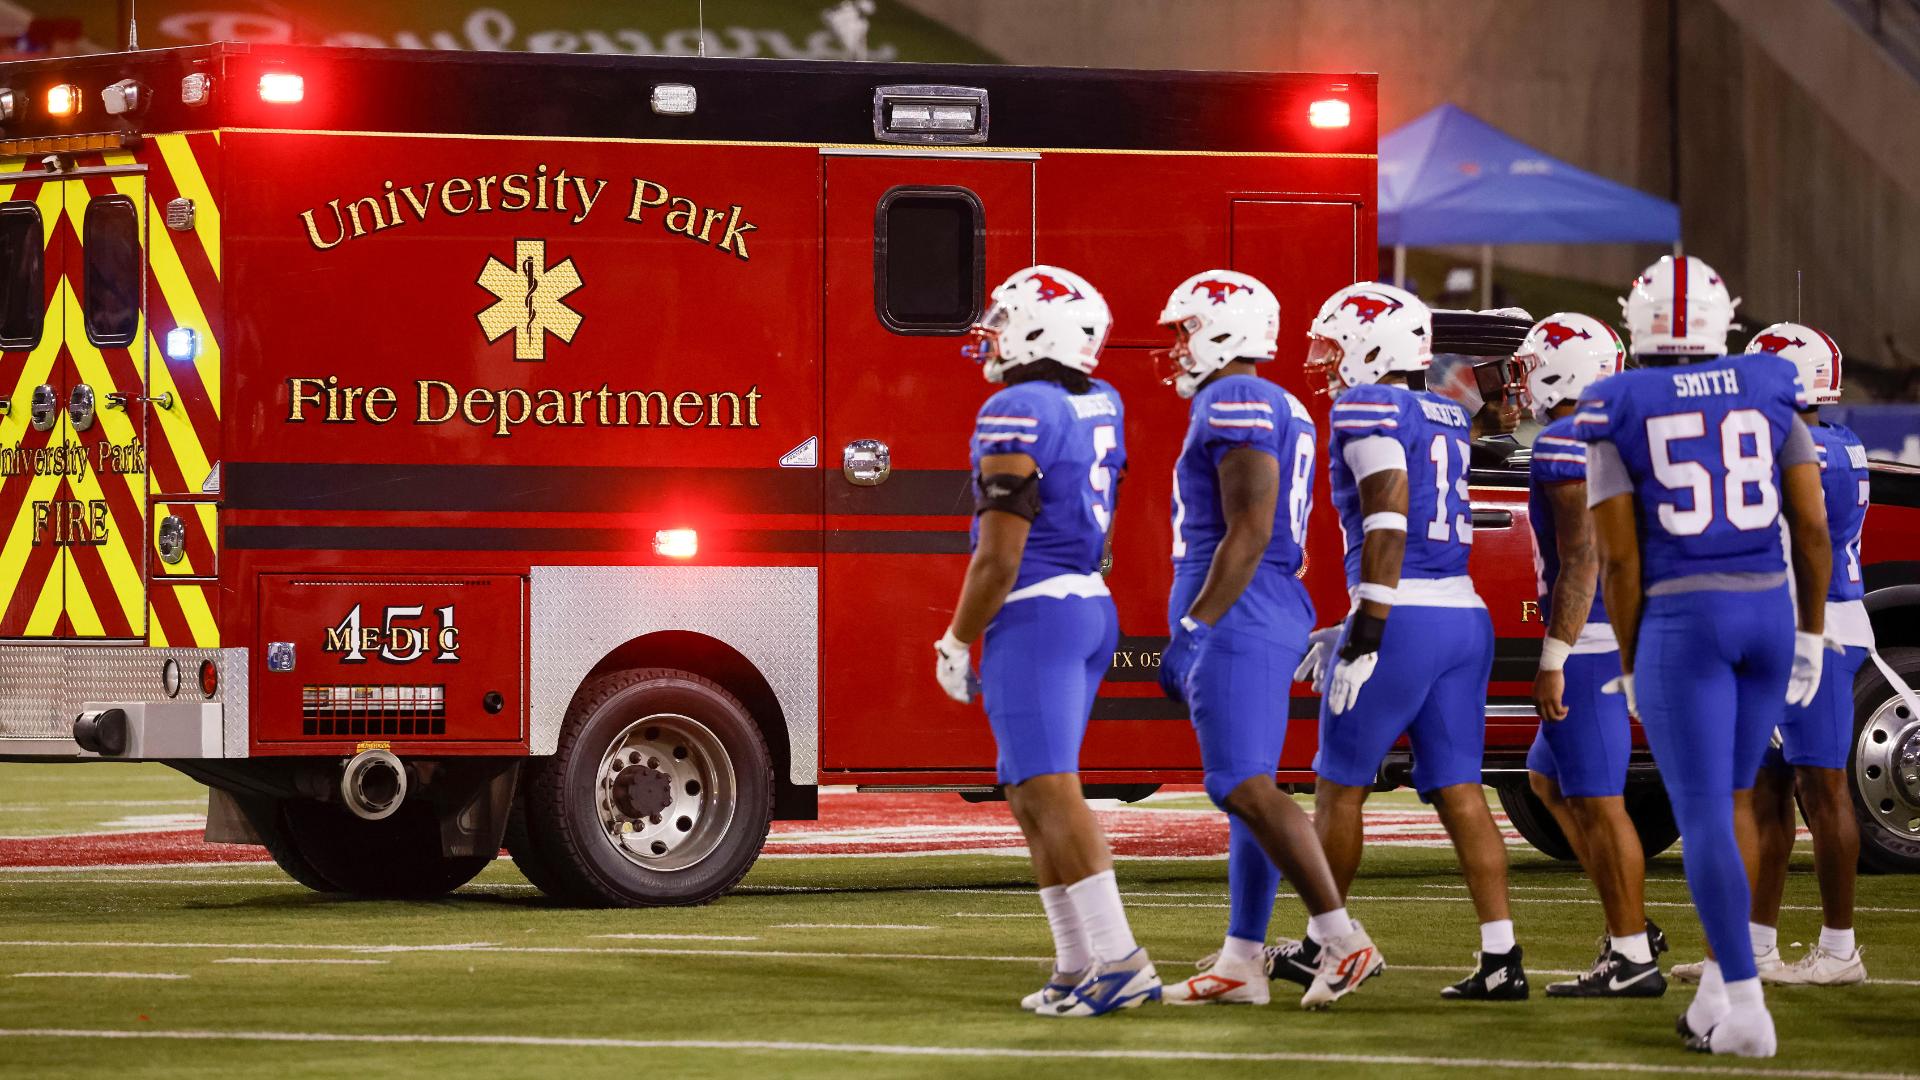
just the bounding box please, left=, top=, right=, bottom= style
left=1308, top=98, right=1351, bottom=129
left=258, top=71, right=304, bottom=104
left=46, top=83, right=79, bottom=118
left=653, top=529, right=699, bottom=559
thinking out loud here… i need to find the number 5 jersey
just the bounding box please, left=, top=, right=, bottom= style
left=969, top=376, right=1127, bottom=589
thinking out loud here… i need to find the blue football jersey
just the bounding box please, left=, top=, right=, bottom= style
left=969, top=378, right=1127, bottom=589
left=1813, top=421, right=1869, bottom=603
left=1527, top=416, right=1607, bottom=627
left=1326, top=382, right=1475, bottom=587
left=1572, top=353, right=1805, bottom=586
left=1171, top=374, right=1316, bottom=575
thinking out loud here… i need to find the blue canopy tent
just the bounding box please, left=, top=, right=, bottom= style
left=1379, top=104, right=1681, bottom=306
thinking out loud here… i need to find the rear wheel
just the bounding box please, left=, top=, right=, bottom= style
left=1851, top=647, right=1920, bottom=873
left=1623, top=779, right=1680, bottom=858
left=1494, top=780, right=1575, bottom=861
left=518, top=668, right=773, bottom=906
left=274, top=799, right=492, bottom=898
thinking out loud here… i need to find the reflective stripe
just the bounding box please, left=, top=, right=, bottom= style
left=1004, top=572, right=1111, bottom=603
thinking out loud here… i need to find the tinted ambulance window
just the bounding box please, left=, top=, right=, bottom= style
left=83, top=195, right=140, bottom=347
left=875, top=187, right=982, bottom=333
left=0, top=202, right=43, bottom=349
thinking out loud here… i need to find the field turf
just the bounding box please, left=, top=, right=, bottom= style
left=1, top=763, right=1914, bottom=1079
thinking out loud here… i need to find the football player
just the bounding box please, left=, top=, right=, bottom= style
left=1574, top=256, right=1832, bottom=1057
left=1514, top=313, right=1669, bottom=998
left=932, top=265, right=1159, bottom=1018
left=1293, top=282, right=1526, bottom=1001
left=1671, top=324, right=1870, bottom=987
left=1150, top=271, right=1380, bottom=1011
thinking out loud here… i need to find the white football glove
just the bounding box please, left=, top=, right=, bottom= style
left=1787, top=631, right=1825, bottom=708
left=933, top=630, right=977, bottom=704
left=1294, top=625, right=1343, bottom=692
left=1601, top=672, right=1637, bottom=717
left=1325, top=651, right=1379, bottom=716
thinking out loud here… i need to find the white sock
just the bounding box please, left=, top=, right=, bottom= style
left=1612, top=931, right=1653, bottom=964
left=1686, top=960, right=1730, bottom=1034
left=1818, top=925, right=1856, bottom=956
left=1724, top=975, right=1765, bottom=1010
left=1220, top=935, right=1264, bottom=968
left=1479, top=919, right=1516, bottom=956
left=1038, top=884, right=1091, bottom=973
left=1749, top=922, right=1778, bottom=954
left=1307, top=908, right=1352, bottom=944
left=1065, top=869, right=1138, bottom=963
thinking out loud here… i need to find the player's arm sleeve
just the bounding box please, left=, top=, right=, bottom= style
left=1201, top=388, right=1282, bottom=465
left=1330, top=385, right=1409, bottom=479
left=1780, top=415, right=1817, bottom=468
left=1585, top=439, right=1633, bottom=508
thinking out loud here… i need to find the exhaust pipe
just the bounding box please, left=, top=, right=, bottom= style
left=340, top=748, right=407, bottom=821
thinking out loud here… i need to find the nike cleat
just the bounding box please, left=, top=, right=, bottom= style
left=1673, top=945, right=1782, bottom=984
left=1765, top=945, right=1866, bottom=986
left=1301, top=922, right=1384, bottom=1010
left=1042, top=948, right=1162, bottom=1018
left=1589, top=918, right=1671, bottom=967
left=1162, top=960, right=1269, bottom=1005
left=1264, top=936, right=1323, bottom=988
left=1546, top=950, right=1667, bottom=998
left=1440, top=946, right=1529, bottom=1001
left=1021, top=967, right=1088, bottom=1011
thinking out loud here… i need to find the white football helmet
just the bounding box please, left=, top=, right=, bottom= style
left=1749, top=322, right=1842, bottom=406
left=1305, top=281, right=1431, bottom=392
left=964, top=265, right=1111, bottom=383
left=1516, top=313, right=1625, bottom=421
left=1621, top=255, right=1738, bottom=358
left=1157, top=269, right=1280, bottom=398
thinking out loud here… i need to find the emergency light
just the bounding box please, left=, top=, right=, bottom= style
left=873, top=85, right=988, bottom=145
left=650, top=84, right=697, bottom=116
left=1309, top=98, right=1351, bottom=129
left=101, top=79, right=143, bottom=116
left=653, top=529, right=698, bottom=559
left=45, top=84, right=79, bottom=118
left=0, top=89, right=17, bottom=123
left=258, top=72, right=304, bottom=104
left=165, top=326, right=198, bottom=362
left=180, top=73, right=212, bottom=107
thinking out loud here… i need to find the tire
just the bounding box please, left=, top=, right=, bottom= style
left=243, top=796, right=341, bottom=893
left=517, top=668, right=773, bottom=906
left=1624, top=779, right=1681, bottom=858
left=503, top=795, right=571, bottom=897
left=1493, top=780, right=1576, bottom=861
left=1850, top=646, right=1920, bottom=874
left=277, top=799, right=492, bottom=898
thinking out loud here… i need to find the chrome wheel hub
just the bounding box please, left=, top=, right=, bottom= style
left=595, top=712, right=735, bottom=872
left=1855, top=694, right=1920, bottom=841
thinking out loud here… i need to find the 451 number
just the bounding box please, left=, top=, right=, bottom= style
left=324, top=604, right=461, bottom=665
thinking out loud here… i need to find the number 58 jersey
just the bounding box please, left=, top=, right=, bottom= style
left=1327, top=383, right=1476, bottom=588
left=969, top=378, right=1127, bottom=589
left=1573, top=353, right=1813, bottom=587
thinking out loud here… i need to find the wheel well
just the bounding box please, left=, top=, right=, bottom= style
left=1868, top=598, right=1920, bottom=651
left=584, top=631, right=813, bottom=820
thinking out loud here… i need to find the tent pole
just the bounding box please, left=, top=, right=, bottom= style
left=1479, top=244, right=1493, bottom=309
left=1394, top=245, right=1406, bottom=289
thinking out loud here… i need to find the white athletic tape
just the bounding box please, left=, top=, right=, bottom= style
left=1362, top=511, right=1407, bottom=534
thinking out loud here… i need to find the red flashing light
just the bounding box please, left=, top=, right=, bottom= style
left=654, top=529, right=698, bottom=559
left=198, top=660, right=219, bottom=699
left=258, top=72, right=304, bottom=105
left=1309, top=99, right=1350, bottom=129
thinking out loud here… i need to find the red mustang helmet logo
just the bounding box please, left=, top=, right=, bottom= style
left=1339, top=293, right=1402, bottom=324
left=1028, top=272, right=1084, bottom=303
left=1752, top=332, right=1807, bottom=355
left=1537, top=321, right=1593, bottom=349
left=1194, top=279, right=1248, bottom=305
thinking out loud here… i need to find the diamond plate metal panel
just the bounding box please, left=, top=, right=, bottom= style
left=0, top=644, right=248, bottom=757
left=529, top=566, right=818, bottom=784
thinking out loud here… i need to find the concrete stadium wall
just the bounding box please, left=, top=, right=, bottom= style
left=902, top=0, right=1920, bottom=383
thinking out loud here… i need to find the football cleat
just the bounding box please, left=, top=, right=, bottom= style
left=1672, top=944, right=1781, bottom=984
left=1021, top=967, right=1088, bottom=1011
left=1162, top=959, right=1269, bottom=1005
left=1587, top=919, right=1671, bottom=967
left=1439, top=946, right=1529, bottom=1001
left=1042, top=948, right=1161, bottom=1018
left=1546, top=950, right=1667, bottom=998
left=1682, top=1007, right=1779, bottom=1058
left=1301, top=922, right=1384, bottom=1010
left=1265, top=936, right=1324, bottom=988
left=1765, top=945, right=1866, bottom=986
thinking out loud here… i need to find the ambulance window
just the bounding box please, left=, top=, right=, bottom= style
left=82, top=195, right=140, bottom=348
left=875, top=187, right=982, bottom=333
left=0, top=202, right=43, bottom=350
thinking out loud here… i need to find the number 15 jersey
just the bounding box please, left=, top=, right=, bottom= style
left=1573, top=354, right=1814, bottom=588
left=1327, top=382, right=1475, bottom=588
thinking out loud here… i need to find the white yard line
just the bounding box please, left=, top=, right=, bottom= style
left=0, top=1027, right=1912, bottom=1079
left=594, top=934, right=759, bottom=942
left=773, top=924, right=938, bottom=931
left=10, top=972, right=188, bottom=980
left=213, top=959, right=390, bottom=966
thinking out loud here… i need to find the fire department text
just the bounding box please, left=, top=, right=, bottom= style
left=285, top=377, right=763, bottom=436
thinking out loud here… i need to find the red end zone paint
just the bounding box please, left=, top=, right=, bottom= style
left=0, top=792, right=1518, bottom=869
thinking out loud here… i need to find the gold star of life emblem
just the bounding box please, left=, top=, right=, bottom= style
left=477, top=239, right=583, bottom=361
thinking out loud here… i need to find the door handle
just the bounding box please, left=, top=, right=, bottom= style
left=843, top=439, right=891, bottom=486
left=67, top=384, right=95, bottom=433
left=1471, top=508, right=1514, bottom=529
left=107, top=390, right=174, bottom=411
left=28, top=384, right=56, bottom=432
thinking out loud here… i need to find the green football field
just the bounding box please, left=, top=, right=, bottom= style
left=1, top=764, right=1914, bottom=1080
